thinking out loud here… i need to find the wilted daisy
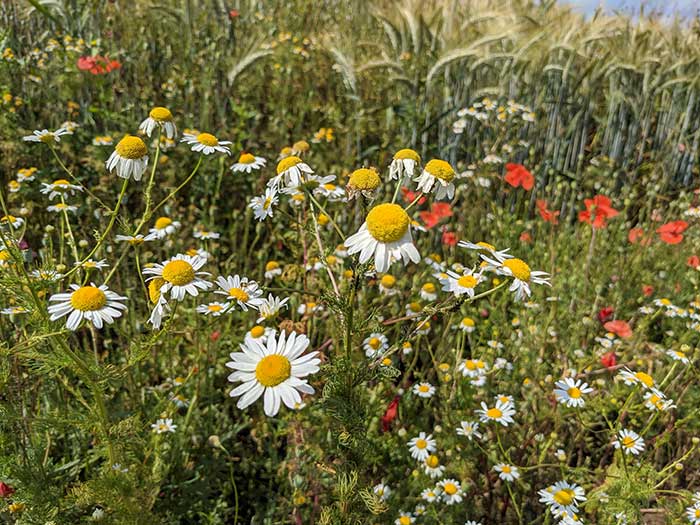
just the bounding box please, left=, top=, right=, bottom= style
left=377, top=274, right=399, bottom=296
left=214, top=274, right=264, bottom=311
left=415, top=159, right=456, bottom=200
left=395, top=511, right=415, bottom=525
left=538, top=481, right=586, bottom=516
left=22, top=128, right=71, bottom=144
left=16, top=167, right=37, bottom=182
left=422, top=454, right=445, bottom=478
left=40, top=179, right=83, bottom=200
left=494, top=463, right=520, bottom=482
left=226, top=330, right=320, bottom=417
left=413, top=382, right=436, bottom=398
left=437, top=479, right=463, bottom=505
left=363, top=332, right=389, bottom=358
left=553, top=378, right=593, bottom=408
left=249, top=188, right=278, bottom=221
left=618, top=367, right=655, bottom=390
left=481, top=252, right=550, bottom=301
left=407, top=432, right=436, bottom=461
left=196, top=302, right=229, bottom=316
left=106, top=135, right=149, bottom=181
left=268, top=156, right=313, bottom=189
left=419, top=282, right=438, bottom=301
left=373, top=483, right=391, bottom=501
left=47, top=202, right=77, bottom=214
left=181, top=131, right=231, bottom=155
left=344, top=203, right=420, bottom=273
left=347, top=167, right=381, bottom=199
left=151, top=418, right=177, bottom=434
left=456, top=420, right=482, bottom=440
left=139, top=106, right=177, bottom=138
left=476, top=400, right=516, bottom=426
left=48, top=283, right=127, bottom=330
left=390, top=148, right=421, bottom=181
left=231, top=152, right=266, bottom=173
left=613, top=429, right=645, bottom=455
left=146, top=216, right=181, bottom=240
left=143, top=253, right=211, bottom=301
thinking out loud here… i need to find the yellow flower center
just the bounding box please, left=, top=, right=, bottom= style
left=394, top=148, right=420, bottom=162
left=443, top=482, right=458, bottom=495
left=567, top=387, right=581, bottom=399
left=162, top=260, right=195, bottom=286
left=476, top=241, right=495, bottom=251
left=422, top=283, right=436, bottom=293
left=255, top=354, right=292, bottom=387
left=239, top=152, right=256, bottom=164
left=381, top=357, right=392, bottom=366
left=0, top=250, right=9, bottom=261
left=553, top=489, right=575, bottom=506
left=457, top=275, right=477, bottom=288
left=52, top=179, right=70, bottom=188
left=208, top=304, right=224, bottom=312
left=465, top=360, right=477, bottom=370
left=154, top=217, right=172, bottom=230
left=486, top=408, right=503, bottom=419
left=408, top=302, right=421, bottom=312
left=149, top=106, right=173, bottom=121
left=635, top=372, right=654, bottom=387
left=148, top=278, right=165, bottom=303
left=39, top=133, right=55, bottom=143
left=365, top=203, right=409, bottom=243
left=419, top=385, right=430, bottom=393
left=277, top=155, right=302, bottom=174
left=622, top=436, right=635, bottom=448
left=501, top=465, right=512, bottom=473
left=115, top=135, right=148, bottom=159
left=415, top=439, right=427, bottom=449
left=381, top=275, right=396, bottom=288
left=426, top=455, right=439, bottom=468
left=196, top=133, right=219, bottom=147
left=323, top=183, right=336, bottom=191
left=70, top=286, right=107, bottom=311
left=348, top=168, right=381, bottom=190
left=424, top=159, right=455, bottom=182
left=229, top=287, right=250, bottom=302
left=250, top=325, right=265, bottom=338
left=461, top=317, right=474, bottom=327
left=266, top=261, right=279, bottom=271
left=659, top=298, right=671, bottom=305
left=368, top=337, right=381, bottom=349
left=399, top=517, right=411, bottom=525
left=674, top=351, right=686, bottom=358
left=503, top=258, right=531, bottom=281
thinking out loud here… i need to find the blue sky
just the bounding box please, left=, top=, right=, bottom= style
left=564, top=0, right=698, bottom=17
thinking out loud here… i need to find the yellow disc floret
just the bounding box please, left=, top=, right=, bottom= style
left=365, top=203, right=409, bottom=243
left=149, top=106, right=173, bottom=122
left=348, top=168, right=381, bottom=191
left=70, top=286, right=107, bottom=311
left=148, top=278, right=165, bottom=303
left=486, top=407, right=503, bottom=419
left=162, top=260, right=195, bottom=286
left=553, top=489, right=575, bottom=506
left=567, top=387, right=581, bottom=399
left=250, top=325, right=265, bottom=338
left=443, top=482, right=458, bottom=495
left=394, top=148, right=421, bottom=162
left=457, top=275, right=478, bottom=288
left=503, top=258, right=531, bottom=281
left=255, top=354, right=291, bottom=387
left=239, top=152, right=256, bottom=164
left=228, top=287, right=250, bottom=302
left=424, top=159, right=455, bottom=182
left=276, top=155, right=302, bottom=174
left=115, top=135, right=148, bottom=159
left=425, top=455, right=439, bottom=468
left=154, top=217, right=172, bottom=230
left=197, top=133, right=219, bottom=147
left=380, top=274, right=396, bottom=288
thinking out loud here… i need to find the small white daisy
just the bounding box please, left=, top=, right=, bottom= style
left=146, top=217, right=181, bottom=240
left=249, top=188, right=279, bottom=221
left=196, top=302, right=230, bottom=316
left=437, top=479, right=463, bottom=505
left=373, top=483, right=391, bottom=501
left=142, top=253, right=212, bottom=301
left=181, top=131, right=231, bottom=155
left=553, top=377, right=593, bottom=408
left=139, top=106, right=177, bottom=139
left=214, top=275, right=265, bottom=311
left=363, top=333, right=389, bottom=358
left=613, top=429, right=645, bottom=455
left=538, top=481, right=586, bottom=516
left=22, top=128, right=72, bottom=144
left=407, top=432, right=436, bottom=461
left=476, top=400, right=516, bottom=426
left=422, top=454, right=445, bottom=478
left=268, top=156, right=313, bottom=189
left=231, top=152, right=266, bottom=173
left=48, top=283, right=127, bottom=330
left=494, top=463, right=520, bottom=482
left=389, top=148, right=421, bottom=182
left=47, top=203, right=77, bottom=214
left=456, top=420, right=482, bottom=440
left=481, top=252, right=550, bottom=301
left=415, top=159, right=456, bottom=200
left=193, top=229, right=220, bottom=240
left=412, top=382, right=436, bottom=398
left=151, top=418, right=177, bottom=434
left=256, top=294, right=289, bottom=323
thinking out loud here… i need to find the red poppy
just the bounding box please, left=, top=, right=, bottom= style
left=401, top=187, right=426, bottom=206
left=600, top=351, right=617, bottom=369
left=0, top=482, right=14, bottom=498
left=77, top=55, right=121, bottom=75
left=628, top=228, right=644, bottom=244
left=642, top=285, right=654, bottom=297
left=504, top=163, right=534, bottom=191
left=603, top=320, right=632, bottom=339
left=519, top=231, right=532, bottom=243
left=431, top=202, right=453, bottom=219
left=229, top=8, right=240, bottom=18
left=597, top=307, right=614, bottom=324
left=578, top=195, right=618, bottom=229
left=381, top=396, right=400, bottom=432
left=688, top=255, right=700, bottom=269
left=418, top=211, right=439, bottom=229
left=656, top=220, right=688, bottom=245
left=536, top=200, right=559, bottom=224
left=442, top=229, right=458, bottom=246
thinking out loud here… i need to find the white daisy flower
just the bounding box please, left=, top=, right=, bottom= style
left=106, top=135, right=149, bottom=181
left=115, top=234, right=148, bottom=246
left=389, top=148, right=421, bottom=182
left=458, top=316, right=476, bottom=332
left=415, top=159, right=456, bottom=200
left=437, top=479, right=463, bottom=505
left=22, top=128, right=71, bottom=144
left=30, top=269, right=63, bottom=281
left=1, top=306, right=29, bottom=315
left=47, top=202, right=77, bottom=214
left=442, top=268, right=482, bottom=298
left=231, top=152, right=266, bottom=173
left=613, top=429, right=645, bottom=455
left=146, top=216, right=181, bottom=240
left=476, top=400, right=516, bottom=426
left=407, top=432, right=436, bottom=461
left=643, top=390, right=675, bottom=412
left=143, top=253, right=212, bottom=301
left=395, top=511, right=414, bottom=525
left=494, top=463, right=520, bottom=482
left=481, top=252, right=550, bottom=301
left=268, top=156, right=313, bottom=189
left=48, top=283, right=127, bottom=330
left=344, top=203, right=420, bottom=273
left=92, top=135, right=114, bottom=146
left=378, top=274, right=399, bottom=296
left=553, top=377, right=593, bottom=408
left=75, top=259, right=109, bottom=271
left=181, top=131, right=231, bottom=155
left=618, top=367, right=655, bottom=390
left=193, top=228, right=220, bottom=240
left=666, top=348, right=690, bottom=364
left=170, top=394, right=189, bottom=408
left=686, top=502, right=700, bottom=525
left=249, top=188, right=278, bottom=221
left=148, top=295, right=170, bottom=330
left=538, top=481, right=586, bottom=516
left=16, top=167, right=37, bottom=182
left=458, top=240, right=511, bottom=259
left=313, top=179, right=345, bottom=201
left=363, top=332, right=389, bottom=358
left=151, top=418, right=177, bottom=434
left=40, top=179, right=84, bottom=200
left=247, top=325, right=274, bottom=342
left=412, top=382, right=435, bottom=398
left=456, top=420, right=482, bottom=440
left=196, top=302, right=230, bottom=316
left=420, top=282, right=438, bottom=301
left=373, top=483, right=391, bottom=501
left=139, top=106, right=177, bottom=139
left=226, top=330, right=321, bottom=417
left=214, top=274, right=265, bottom=311
left=422, top=454, right=445, bottom=478
left=420, top=487, right=438, bottom=502
left=264, top=261, right=283, bottom=280
left=458, top=358, right=488, bottom=378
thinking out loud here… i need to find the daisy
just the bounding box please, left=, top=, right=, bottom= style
left=481, top=252, right=550, bottom=301
left=395, top=511, right=415, bottom=525
left=379, top=274, right=399, bottom=295
left=643, top=390, right=675, bottom=412
left=344, top=203, right=420, bottom=273
left=7, top=180, right=20, bottom=193
left=249, top=188, right=278, bottom=221
left=268, top=156, right=313, bottom=189
left=92, top=135, right=114, bottom=146
left=47, top=203, right=77, bottom=214
left=146, top=216, right=181, bottom=240
left=442, top=268, right=482, bottom=298
left=231, top=152, right=266, bottom=173
left=170, top=394, right=189, bottom=408
left=22, top=128, right=71, bottom=144
left=458, top=358, right=488, bottom=378
left=151, top=418, right=177, bottom=434
left=30, top=269, right=63, bottom=281
left=139, top=106, right=177, bottom=138
left=422, top=454, right=446, bottom=478
left=420, top=282, right=438, bottom=301
left=347, top=167, right=381, bottom=199
left=373, top=483, right=391, bottom=501
left=413, top=382, right=435, bottom=398
left=226, top=330, right=321, bottom=417
left=40, top=179, right=83, bottom=200
left=148, top=295, right=170, bottom=330
left=476, top=400, right=516, bottom=426
left=437, top=479, right=463, bottom=505
left=407, top=432, right=436, bottom=461
left=406, top=301, right=423, bottom=315
left=494, top=463, right=520, bottom=482
left=48, top=283, right=127, bottom=330
left=618, top=367, right=655, bottom=390
left=456, top=420, right=482, bottom=440
left=421, top=487, right=438, bottom=502
left=291, top=140, right=310, bottom=156
left=264, top=261, right=283, bottom=280
left=553, top=378, right=593, bottom=408
left=458, top=316, right=476, bottom=332
left=314, top=180, right=345, bottom=201
left=181, top=131, right=231, bottom=155
left=76, top=259, right=109, bottom=271
left=196, top=302, right=229, bottom=316
left=538, top=481, right=586, bottom=516
left=106, top=135, right=149, bottom=181
left=16, top=167, right=37, bottom=182
left=1, top=306, right=28, bottom=315
left=458, top=240, right=511, bottom=259
left=415, top=159, right=456, bottom=200
left=363, top=333, right=389, bottom=358
left=214, top=274, right=265, bottom=311
left=613, top=429, right=645, bottom=455
left=666, top=348, right=690, bottom=364
left=686, top=502, right=700, bottom=525
left=115, top=234, right=148, bottom=246
left=143, top=253, right=212, bottom=301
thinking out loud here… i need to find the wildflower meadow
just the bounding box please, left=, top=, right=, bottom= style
left=2, top=0, right=700, bottom=523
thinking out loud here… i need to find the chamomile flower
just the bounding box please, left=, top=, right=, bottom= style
left=1, top=306, right=28, bottom=315
left=553, top=378, right=593, bottom=408
left=143, top=253, right=212, bottom=301
left=47, top=283, right=127, bottom=330
left=456, top=420, right=482, bottom=440
left=344, top=203, right=420, bottom=273
left=106, top=135, right=149, bottom=181
left=254, top=293, right=288, bottom=321
left=347, top=167, right=381, bottom=199
left=437, top=479, right=463, bottom=505
left=115, top=234, right=148, bottom=246
left=181, top=131, right=231, bottom=155
left=268, top=156, right=313, bottom=189
left=613, top=429, right=645, bottom=455
left=618, top=367, right=655, bottom=390
left=151, top=418, right=177, bottom=434
left=231, top=152, right=266, bottom=173
left=226, top=330, right=320, bottom=417
left=458, top=359, right=488, bottom=378
left=458, top=240, right=511, bottom=259
left=494, top=463, right=520, bottom=482
left=146, top=216, right=181, bottom=240
left=16, top=167, right=37, bottom=182
left=422, top=454, right=446, bottom=478
left=476, top=400, right=516, bottom=426
left=30, top=269, right=62, bottom=281
left=413, top=382, right=436, bottom=398
left=538, top=481, right=586, bottom=516
left=481, top=252, right=550, bottom=301
left=47, top=203, right=77, bottom=214
left=76, top=259, right=109, bottom=271
left=22, top=128, right=71, bottom=144
left=666, top=348, right=691, bottom=364
left=196, top=302, right=229, bottom=316
left=442, top=269, right=482, bottom=298
left=373, top=483, right=391, bottom=501
left=92, top=135, right=113, bottom=146
left=458, top=316, right=476, bottom=332
left=421, top=487, right=438, bottom=502
left=139, top=106, right=177, bottom=138
left=193, top=228, right=220, bottom=240
left=214, top=275, right=264, bottom=311
left=395, top=512, right=414, bottom=525
left=643, top=390, right=675, bottom=411
left=41, top=179, right=83, bottom=200
left=313, top=180, right=345, bottom=201
left=390, top=148, right=421, bottom=181
left=363, top=333, right=389, bottom=358
left=249, top=188, right=278, bottom=221
left=685, top=502, right=700, bottom=524
left=420, top=282, right=438, bottom=301
left=407, top=432, right=436, bottom=461
left=377, top=274, right=398, bottom=295
left=415, top=159, right=456, bottom=200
